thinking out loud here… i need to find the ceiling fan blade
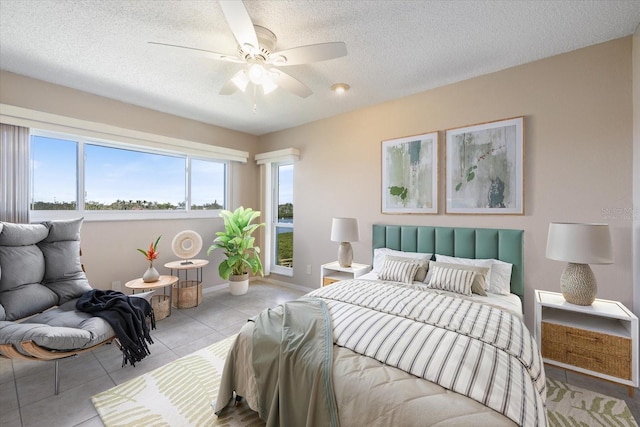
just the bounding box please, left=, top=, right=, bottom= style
left=219, top=0, right=259, bottom=51
left=219, top=77, right=239, bottom=95
left=272, top=70, right=313, bottom=98
left=269, top=42, right=347, bottom=66
left=148, top=41, right=244, bottom=63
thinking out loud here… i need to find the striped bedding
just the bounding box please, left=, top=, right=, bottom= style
left=307, top=279, right=548, bottom=427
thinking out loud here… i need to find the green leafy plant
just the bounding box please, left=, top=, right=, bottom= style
left=207, top=207, right=265, bottom=280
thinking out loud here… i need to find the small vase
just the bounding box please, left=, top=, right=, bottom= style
left=143, top=263, right=160, bottom=283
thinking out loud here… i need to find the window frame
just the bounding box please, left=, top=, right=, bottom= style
left=270, top=161, right=293, bottom=276
left=29, top=128, right=229, bottom=222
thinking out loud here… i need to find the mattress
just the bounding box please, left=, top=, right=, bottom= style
left=214, top=280, right=546, bottom=426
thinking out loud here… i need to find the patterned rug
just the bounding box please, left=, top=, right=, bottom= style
left=93, top=335, right=638, bottom=427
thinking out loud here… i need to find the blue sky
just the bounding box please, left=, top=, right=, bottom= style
left=31, top=136, right=227, bottom=206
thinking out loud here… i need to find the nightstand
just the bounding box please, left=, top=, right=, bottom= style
left=535, top=289, right=638, bottom=396
left=320, top=261, right=371, bottom=287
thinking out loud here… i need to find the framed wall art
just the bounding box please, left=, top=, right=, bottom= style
left=445, top=117, right=524, bottom=214
left=381, top=131, right=438, bottom=214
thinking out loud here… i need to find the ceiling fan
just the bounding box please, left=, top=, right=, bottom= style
left=149, top=0, right=347, bottom=99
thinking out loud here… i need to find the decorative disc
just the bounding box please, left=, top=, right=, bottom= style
left=171, top=230, right=203, bottom=259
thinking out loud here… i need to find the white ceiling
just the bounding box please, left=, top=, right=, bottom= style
left=1, top=1, right=639, bottom=136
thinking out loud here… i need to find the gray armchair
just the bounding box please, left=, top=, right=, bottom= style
left=0, top=218, right=151, bottom=394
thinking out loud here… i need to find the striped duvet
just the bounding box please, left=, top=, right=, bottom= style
left=307, top=279, right=547, bottom=427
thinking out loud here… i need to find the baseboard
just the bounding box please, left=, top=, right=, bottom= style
left=201, top=277, right=313, bottom=295
left=255, top=276, right=314, bottom=293
left=202, top=283, right=229, bottom=294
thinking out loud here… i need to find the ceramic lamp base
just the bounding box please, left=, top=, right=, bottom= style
left=560, top=262, right=597, bottom=305
left=337, top=242, right=353, bottom=268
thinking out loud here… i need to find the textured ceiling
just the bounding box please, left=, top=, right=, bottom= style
left=1, top=0, right=639, bottom=136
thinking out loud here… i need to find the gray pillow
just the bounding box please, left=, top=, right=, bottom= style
left=0, top=284, right=59, bottom=321
left=38, top=220, right=91, bottom=304
left=0, top=222, right=48, bottom=246
left=43, top=218, right=83, bottom=242
left=0, top=245, right=46, bottom=291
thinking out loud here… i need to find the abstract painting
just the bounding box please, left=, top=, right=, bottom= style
left=445, top=117, right=524, bottom=214
left=382, top=131, right=438, bottom=214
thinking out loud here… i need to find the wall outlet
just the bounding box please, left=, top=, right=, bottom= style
left=306, top=265, right=312, bottom=275
left=111, top=280, right=122, bottom=292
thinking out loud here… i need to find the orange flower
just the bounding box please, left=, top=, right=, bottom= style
left=137, top=235, right=161, bottom=261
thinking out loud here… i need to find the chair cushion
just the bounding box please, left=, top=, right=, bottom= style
left=0, top=292, right=154, bottom=354
left=0, top=297, right=114, bottom=352
left=0, top=218, right=91, bottom=321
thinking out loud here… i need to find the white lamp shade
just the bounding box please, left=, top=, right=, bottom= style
left=546, top=222, right=613, bottom=264
left=330, top=218, right=359, bottom=242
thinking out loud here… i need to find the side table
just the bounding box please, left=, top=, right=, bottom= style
left=320, top=261, right=371, bottom=287
left=164, top=259, right=209, bottom=308
left=535, top=289, right=638, bottom=397
left=125, top=275, right=178, bottom=320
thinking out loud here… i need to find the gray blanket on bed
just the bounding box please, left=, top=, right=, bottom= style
left=251, top=297, right=338, bottom=427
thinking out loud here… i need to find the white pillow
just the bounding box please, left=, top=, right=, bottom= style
left=485, top=259, right=513, bottom=295
left=372, top=248, right=432, bottom=273
left=434, top=255, right=513, bottom=295
left=378, top=258, right=420, bottom=284
left=427, top=265, right=475, bottom=296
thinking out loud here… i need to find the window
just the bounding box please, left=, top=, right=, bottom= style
left=31, top=135, right=78, bottom=210
left=84, top=143, right=186, bottom=210
left=29, top=130, right=227, bottom=220
left=190, top=158, right=226, bottom=210
left=272, top=162, right=293, bottom=274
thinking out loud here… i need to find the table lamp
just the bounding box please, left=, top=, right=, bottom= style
left=545, top=222, right=613, bottom=305
left=331, top=217, right=359, bottom=267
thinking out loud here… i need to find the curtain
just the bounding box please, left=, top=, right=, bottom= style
left=0, top=123, right=30, bottom=223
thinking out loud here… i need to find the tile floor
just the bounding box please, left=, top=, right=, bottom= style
left=1, top=282, right=638, bottom=426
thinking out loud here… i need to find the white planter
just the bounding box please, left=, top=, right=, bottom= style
left=228, top=273, right=249, bottom=295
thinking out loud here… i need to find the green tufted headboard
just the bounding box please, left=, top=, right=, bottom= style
left=372, top=224, right=524, bottom=302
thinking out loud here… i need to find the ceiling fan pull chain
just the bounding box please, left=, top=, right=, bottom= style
left=252, top=84, right=257, bottom=115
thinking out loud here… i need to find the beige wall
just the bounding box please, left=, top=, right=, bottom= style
left=0, top=70, right=259, bottom=290
left=259, top=37, right=635, bottom=328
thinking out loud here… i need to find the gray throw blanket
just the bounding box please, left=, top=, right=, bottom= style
left=251, top=297, right=339, bottom=427
left=76, top=290, right=155, bottom=367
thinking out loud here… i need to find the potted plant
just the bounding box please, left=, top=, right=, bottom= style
left=207, top=206, right=265, bottom=295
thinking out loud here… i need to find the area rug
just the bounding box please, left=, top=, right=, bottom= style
left=93, top=335, right=638, bottom=427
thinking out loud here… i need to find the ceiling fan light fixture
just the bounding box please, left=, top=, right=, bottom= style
left=231, top=69, right=250, bottom=92
left=248, top=64, right=269, bottom=84
left=331, top=83, right=350, bottom=94
left=262, top=78, right=278, bottom=95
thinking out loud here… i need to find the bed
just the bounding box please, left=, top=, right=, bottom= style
left=214, top=225, right=547, bottom=427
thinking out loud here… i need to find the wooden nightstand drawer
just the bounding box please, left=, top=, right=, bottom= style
left=542, top=340, right=631, bottom=380
left=535, top=290, right=639, bottom=396
left=542, top=321, right=631, bottom=358
left=322, top=277, right=340, bottom=286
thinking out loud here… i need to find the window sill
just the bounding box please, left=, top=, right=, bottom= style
left=30, top=209, right=221, bottom=223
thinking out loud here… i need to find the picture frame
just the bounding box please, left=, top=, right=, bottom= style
left=445, top=117, right=524, bottom=214
left=381, top=131, right=438, bottom=214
